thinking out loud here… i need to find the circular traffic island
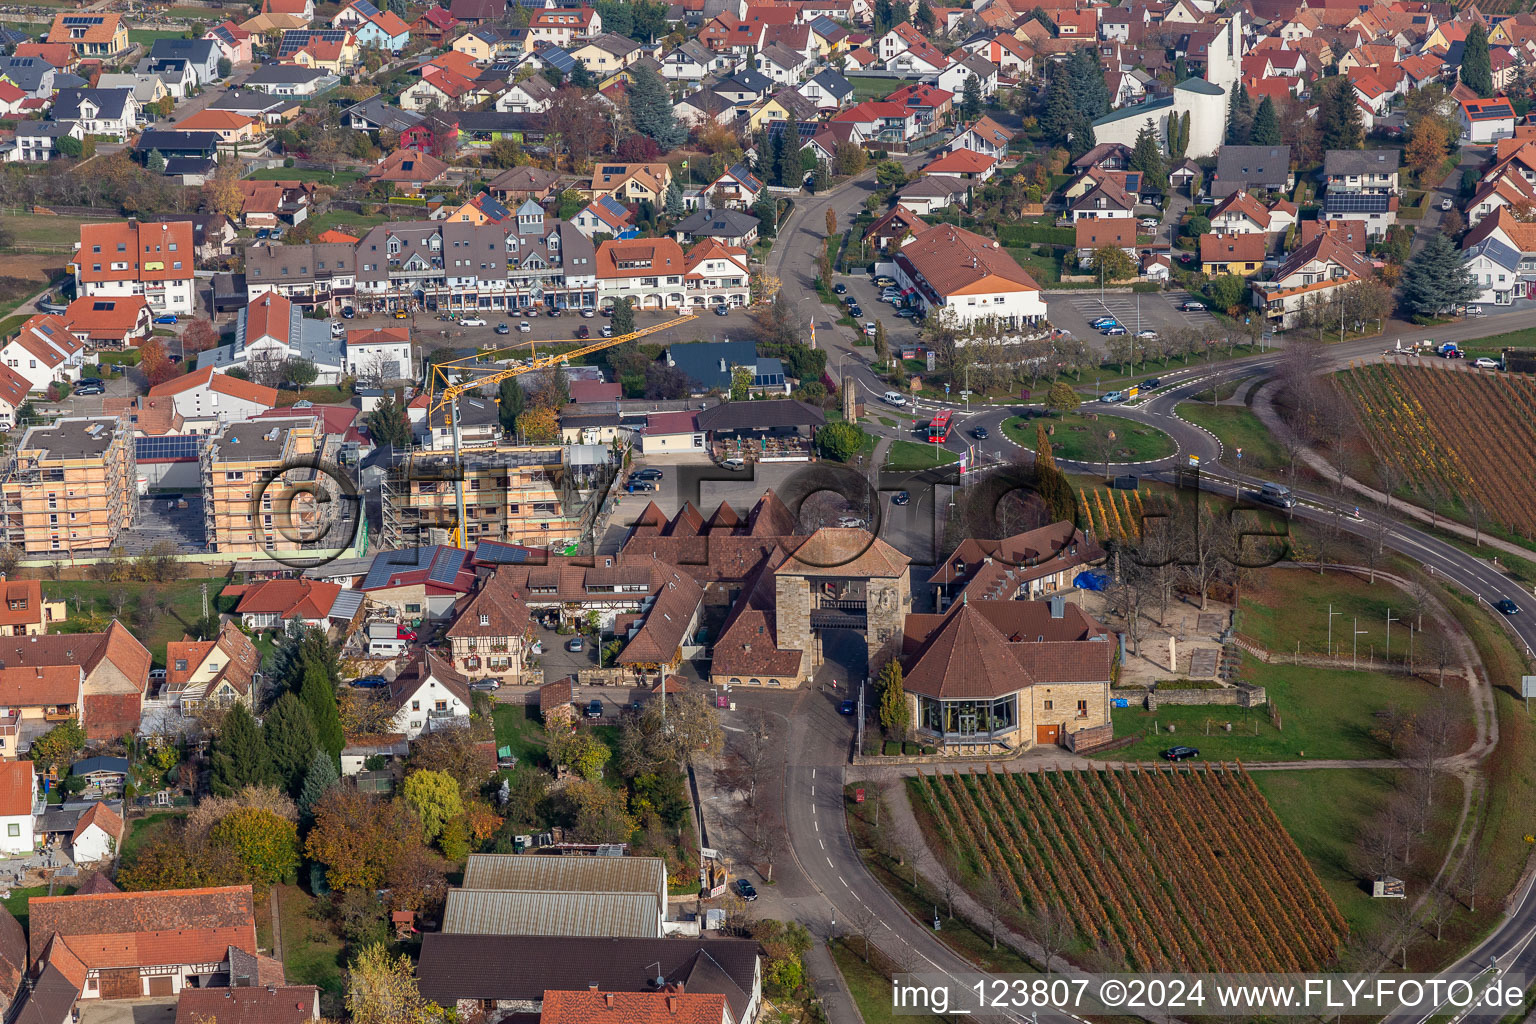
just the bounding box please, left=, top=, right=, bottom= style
left=1002, top=413, right=1177, bottom=465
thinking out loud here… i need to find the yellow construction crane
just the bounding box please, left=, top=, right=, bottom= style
left=419, top=314, right=697, bottom=546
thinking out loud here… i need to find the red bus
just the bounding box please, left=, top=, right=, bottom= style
left=927, top=410, right=953, bottom=443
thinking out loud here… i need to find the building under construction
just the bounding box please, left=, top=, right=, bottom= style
left=200, top=416, right=357, bottom=557
left=0, top=416, right=138, bottom=555
left=381, top=443, right=614, bottom=551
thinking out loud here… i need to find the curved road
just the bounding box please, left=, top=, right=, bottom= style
left=761, top=176, right=1536, bottom=1022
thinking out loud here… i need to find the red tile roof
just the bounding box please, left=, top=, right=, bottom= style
left=232, top=579, right=341, bottom=619
left=77, top=221, right=194, bottom=285
left=71, top=801, right=125, bottom=845
left=27, top=885, right=257, bottom=967
left=541, top=989, right=728, bottom=1024
left=0, top=665, right=81, bottom=708
left=147, top=365, right=280, bottom=408
left=175, top=985, right=320, bottom=1024
left=0, top=760, right=32, bottom=817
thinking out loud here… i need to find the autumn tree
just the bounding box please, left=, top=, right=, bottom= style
left=409, top=728, right=496, bottom=798
left=346, top=944, right=446, bottom=1024
left=515, top=406, right=558, bottom=442
left=1091, top=245, right=1136, bottom=282
left=547, top=728, right=611, bottom=781
left=306, top=788, right=425, bottom=892
left=208, top=806, right=299, bottom=890
left=876, top=659, right=908, bottom=738
left=28, top=719, right=85, bottom=775
left=557, top=778, right=636, bottom=842
left=182, top=318, right=219, bottom=353
left=204, top=158, right=244, bottom=221
left=139, top=336, right=179, bottom=387
left=1405, top=116, right=1449, bottom=176
left=1045, top=380, right=1080, bottom=414
left=401, top=769, right=464, bottom=843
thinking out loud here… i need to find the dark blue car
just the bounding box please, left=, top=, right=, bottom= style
left=839, top=699, right=856, bottom=715
left=351, top=675, right=387, bottom=689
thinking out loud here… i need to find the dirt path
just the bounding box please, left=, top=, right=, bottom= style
left=269, top=887, right=284, bottom=962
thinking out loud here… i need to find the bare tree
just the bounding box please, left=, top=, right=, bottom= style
left=1458, top=853, right=1487, bottom=913
left=1419, top=630, right=1454, bottom=687
left=110, top=588, right=130, bottom=619
left=1383, top=895, right=1418, bottom=969
left=1024, top=902, right=1077, bottom=975
left=850, top=904, right=880, bottom=963
left=975, top=871, right=1005, bottom=950
left=1179, top=498, right=1232, bottom=610
left=937, top=849, right=961, bottom=920
left=1426, top=884, right=1457, bottom=941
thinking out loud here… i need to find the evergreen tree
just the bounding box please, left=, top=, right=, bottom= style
left=1461, top=23, right=1493, bottom=98
left=1397, top=232, right=1480, bottom=319
left=568, top=59, right=594, bottom=89
left=915, top=0, right=936, bottom=32
left=1174, top=56, right=1187, bottom=81
left=1320, top=78, right=1363, bottom=151
left=1067, top=122, right=1095, bottom=161
left=297, top=748, right=340, bottom=820
left=612, top=297, right=636, bottom=334
left=664, top=181, right=684, bottom=219
left=876, top=660, right=909, bottom=738
left=768, top=129, right=789, bottom=187
left=1130, top=119, right=1166, bottom=188
left=874, top=0, right=895, bottom=34
left=628, top=65, right=685, bottom=149
left=1249, top=96, right=1281, bottom=146
left=262, top=692, right=317, bottom=796
left=498, top=376, right=526, bottom=433
left=1035, top=421, right=1057, bottom=470
left=1040, top=71, right=1077, bottom=146
left=961, top=72, right=983, bottom=121
left=210, top=704, right=272, bottom=797
left=299, top=663, right=344, bottom=764
left=1226, top=84, right=1252, bottom=145
left=148, top=149, right=165, bottom=174
left=1066, top=48, right=1109, bottom=119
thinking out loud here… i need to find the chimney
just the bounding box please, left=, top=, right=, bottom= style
left=667, top=995, right=680, bottom=1013
left=605, top=993, right=615, bottom=1008
left=589, top=983, right=599, bottom=992
left=1048, top=594, right=1064, bottom=619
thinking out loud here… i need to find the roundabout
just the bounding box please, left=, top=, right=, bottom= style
left=1001, top=410, right=1179, bottom=465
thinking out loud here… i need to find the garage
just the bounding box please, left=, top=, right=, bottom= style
left=147, top=975, right=174, bottom=997
left=1036, top=724, right=1060, bottom=745
left=98, top=968, right=143, bottom=999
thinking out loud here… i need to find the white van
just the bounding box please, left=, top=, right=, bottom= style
left=883, top=391, right=908, bottom=407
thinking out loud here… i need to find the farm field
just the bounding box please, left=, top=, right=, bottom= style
left=909, top=765, right=1347, bottom=971
left=1339, top=361, right=1536, bottom=536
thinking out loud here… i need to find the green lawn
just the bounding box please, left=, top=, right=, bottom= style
left=302, top=209, right=391, bottom=237
left=1103, top=658, right=1469, bottom=762
left=1004, top=246, right=1062, bottom=284
left=883, top=440, right=958, bottom=471
left=129, top=29, right=192, bottom=44
left=1, top=213, right=118, bottom=246
left=247, top=168, right=364, bottom=184
left=1175, top=402, right=1287, bottom=470
left=0, top=313, right=29, bottom=339
left=1002, top=413, right=1176, bottom=463
left=273, top=884, right=347, bottom=997
left=1239, top=567, right=1448, bottom=663
left=119, top=810, right=186, bottom=868
left=277, top=384, right=350, bottom=406
left=0, top=886, right=60, bottom=931
left=849, top=76, right=904, bottom=101
left=492, top=703, right=550, bottom=768
left=831, top=941, right=947, bottom=1024
left=46, top=579, right=226, bottom=667
left=1447, top=324, right=1536, bottom=361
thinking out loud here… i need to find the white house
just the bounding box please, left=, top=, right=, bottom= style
left=387, top=650, right=473, bottom=739
left=0, top=759, right=35, bottom=856
left=0, top=314, right=86, bottom=393
left=1462, top=237, right=1525, bottom=306
left=345, top=326, right=413, bottom=383
left=51, top=88, right=139, bottom=142
left=146, top=365, right=279, bottom=433
left=69, top=801, right=124, bottom=864
left=1461, top=96, right=1517, bottom=145
left=682, top=240, right=751, bottom=309
left=640, top=410, right=704, bottom=453
left=892, top=222, right=1046, bottom=330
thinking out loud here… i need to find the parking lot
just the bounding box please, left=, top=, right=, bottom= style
left=1046, top=288, right=1222, bottom=350
left=829, top=271, right=925, bottom=349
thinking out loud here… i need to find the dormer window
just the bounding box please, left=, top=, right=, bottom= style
left=480, top=613, right=490, bottom=626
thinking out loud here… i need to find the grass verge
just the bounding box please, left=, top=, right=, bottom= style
left=1239, top=566, right=1449, bottom=661
left=1003, top=412, right=1176, bottom=463
left=883, top=440, right=958, bottom=471
left=273, top=884, right=347, bottom=997
left=1176, top=402, right=1287, bottom=470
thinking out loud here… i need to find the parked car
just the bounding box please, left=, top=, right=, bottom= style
left=567, top=637, right=586, bottom=652
left=714, top=305, right=730, bottom=316
left=153, top=314, right=178, bottom=325
left=894, top=308, right=919, bottom=319
left=1497, top=598, right=1521, bottom=616
left=470, top=679, right=499, bottom=692
left=1090, top=317, right=1119, bottom=329
left=1440, top=198, right=1454, bottom=211
left=1162, top=745, right=1200, bottom=761
left=73, top=381, right=105, bottom=396
left=495, top=322, right=511, bottom=335
left=585, top=698, right=603, bottom=718
left=631, top=468, right=663, bottom=481
left=352, top=675, right=388, bottom=689
left=874, top=275, right=896, bottom=287
left=721, top=457, right=746, bottom=470
left=1139, top=217, right=1159, bottom=230
left=1179, top=300, right=1205, bottom=312
left=839, top=699, right=856, bottom=715
left=1102, top=325, right=1128, bottom=336
left=341, top=307, right=356, bottom=318
left=576, top=325, right=591, bottom=339
left=545, top=307, right=561, bottom=317
left=1474, top=357, right=1500, bottom=369
left=626, top=480, right=657, bottom=493
left=864, top=322, right=877, bottom=336
left=581, top=307, right=596, bottom=318
left=836, top=515, right=866, bottom=528
left=600, top=325, right=613, bottom=337
left=1136, top=330, right=1158, bottom=340
left=735, top=878, right=758, bottom=901
left=393, top=309, right=408, bottom=319
left=396, top=627, right=417, bottom=642
left=460, top=316, right=486, bottom=327
left=847, top=305, right=863, bottom=318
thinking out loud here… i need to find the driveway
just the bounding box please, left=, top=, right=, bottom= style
left=77, top=998, right=178, bottom=1024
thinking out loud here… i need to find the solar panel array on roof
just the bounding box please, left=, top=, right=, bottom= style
left=1472, top=101, right=1515, bottom=118
left=475, top=540, right=532, bottom=564
left=278, top=29, right=349, bottom=55
left=61, top=15, right=105, bottom=25
left=1324, top=193, right=1393, bottom=213
left=135, top=436, right=201, bottom=461
left=428, top=547, right=469, bottom=584
left=363, top=545, right=436, bottom=589
left=331, top=589, right=364, bottom=621
left=352, top=0, right=381, bottom=16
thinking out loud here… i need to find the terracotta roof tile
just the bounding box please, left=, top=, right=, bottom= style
left=0, top=761, right=32, bottom=817
left=541, top=989, right=727, bottom=1024
left=28, top=885, right=257, bottom=967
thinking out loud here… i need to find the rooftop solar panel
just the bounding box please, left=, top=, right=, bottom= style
left=428, top=547, right=469, bottom=583
left=135, top=435, right=201, bottom=461
left=1324, top=193, right=1392, bottom=213
left=363, top=544, right=435, bottom=589
left=474, top=540, right=531, bottom=564
left=353, top=0, right=381, bottom=16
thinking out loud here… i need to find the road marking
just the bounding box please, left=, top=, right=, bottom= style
left=827, top=857, right=834, bottom=867
left=819, top=839, right=825, bottom=849
left=811, top=768, right=816, bottom=778
left=810, top=786, right=815, bottom=797
left=839, top=876, right=848, bottom=887
left=814, top=819, right=818, bottom=831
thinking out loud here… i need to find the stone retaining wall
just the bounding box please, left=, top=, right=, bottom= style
left=1145, top=683, right=1266, bottom=710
